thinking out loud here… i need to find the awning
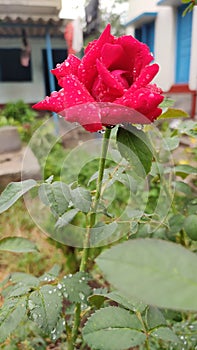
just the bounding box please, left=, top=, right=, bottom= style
left=157, top=0, right=181, bottom=6
left=125, top=12, right=157, bottom=28
left=0, top=16, right=64, bottom=38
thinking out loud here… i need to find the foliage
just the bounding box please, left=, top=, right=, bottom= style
left=182, top=0, right=197, bottom=15
left=0, top=116, right=197, bottom=349
left=0, top=101, right=45, bottom=142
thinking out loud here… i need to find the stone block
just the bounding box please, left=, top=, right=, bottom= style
left=0, top=126, right=21, bottom=154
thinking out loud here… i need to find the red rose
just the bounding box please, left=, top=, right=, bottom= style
left=33, top=24, right=164, bottom=132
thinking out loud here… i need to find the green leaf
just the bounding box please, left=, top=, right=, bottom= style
left=96, top=239, right=197, bottom=311
left=117, top=126, right=152, bottom=177
left=175, top=164, right=197, bottom=178
left=151, top=326, right=180, bottom=343
left=159, top=98, right=174, bottom=108
left=106, top=291, right=146, bottom=313
left=39, top=264, right=61, bottom=282
left=168, top=214, right=185, bottom=234
left=90, top=222, right=118, bottom=246
left=146, top=306, right=166, bottom=330
left=0, top=180, right=37, bottom=214
left=55, top=208, right=79, bottom=229
left=0, top=237, right=38, bottom=253
left=159, top=108, right=189, bottom=119
left=28, top=285, right=63, bottom=334
left=163, top=136, right=180, bottom=151
left=61, top=272, right=91, bottom=303
left=0, top=296, right=27, bottom=342
left=71, top=187, right=92, bottom=213
left=10, top=272, right=39, bottom=286
left=82, top=306, right=146, bottom=350
left=38, top=181, right=71, bottom=217
left=175, top=181, right=192, bottom=195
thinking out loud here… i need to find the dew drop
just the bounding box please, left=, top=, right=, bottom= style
left=98, top=129, right=105, bottom=134
left=51, top=328, right=56, bottom=334
left=65, top=61, right=70, bottom=67
left=57, top=283, right=63, bottom=290
left=48, top=290, right=53, bottom=294
left=79, top=292, right=85, bottom=301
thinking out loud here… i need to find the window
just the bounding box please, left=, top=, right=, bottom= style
left=135, top=21, right=155, bottom=54
left=0, top=48, right=32, bottom=82
left=42, top=49, right=67, bottom=96
left=175, top=4, right=193, bottom=83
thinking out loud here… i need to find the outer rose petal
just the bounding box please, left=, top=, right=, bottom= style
left=59, top=75, right=103, bottom=132
left=51, top=54, right=81, bottom=86
left=129, top=64, right=159, bottom=92
left=60, top=103, right=103, bottom=132
left=32, top=89, right=65, bottom=113
left=78, top=24, right=114, bottom=90
left=61, top=74, right=95, bottom=108
left=115, top=85, right=164, bottom=121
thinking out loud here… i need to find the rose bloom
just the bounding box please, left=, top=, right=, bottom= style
left=33, top=24, right=164, bottom=132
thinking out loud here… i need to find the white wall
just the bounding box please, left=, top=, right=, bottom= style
left=127, top=0, right=158, bottom=20
left=154, top=7, right=176, bottom=91
left=0, top=37, right=66, bottom=104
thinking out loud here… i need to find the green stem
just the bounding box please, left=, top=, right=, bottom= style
left=70, top=127, right=112, bottom=348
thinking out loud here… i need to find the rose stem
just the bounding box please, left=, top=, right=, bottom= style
left=70, top=127, right=112, bottom=348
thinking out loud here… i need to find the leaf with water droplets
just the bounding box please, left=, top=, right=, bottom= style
left=0, top=296, right=27, bottom=343
left=71, top=187, right=92, bottom=213
left=61, top=272, right=91, bottom=303
left=28, top=285, right=63, bottom=334
left=38, top=181, right=71, bottom=217
left=39, top=264, right=61, bottom=282
left=82, top=306, right=146, bottom=350
left=150, top=326, right=180, bottom=343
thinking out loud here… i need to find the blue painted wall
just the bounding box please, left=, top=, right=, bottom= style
left=135, top=21, right=155, bottom=54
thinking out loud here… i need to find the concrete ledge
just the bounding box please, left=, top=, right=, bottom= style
left=0, top=126, right=21, bottom=154
left=0, top=146, right=41, bottom=190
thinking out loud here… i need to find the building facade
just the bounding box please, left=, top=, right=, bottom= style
left=0, top=0, right=67, bottom=104
left=126, top=0, right=197, bottom=116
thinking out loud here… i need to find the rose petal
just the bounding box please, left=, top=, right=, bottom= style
left=115, top=86, right=164, bottom=121
left=61, top=74, right=95, bottom=108
left=32, top=89, right=65, bottom=113
left=101, top=43, right=128, bottom=71
left=51, top=54, right=81, bottom=86
left=129, top=64, right=159, bottom=92
left=60, top=103, right=103, bottom=132
left=116, top=36, right=153, bottom=80
left=78, top=24, right=114, bottom=90
left=91, top=60, right=125, bottom=101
